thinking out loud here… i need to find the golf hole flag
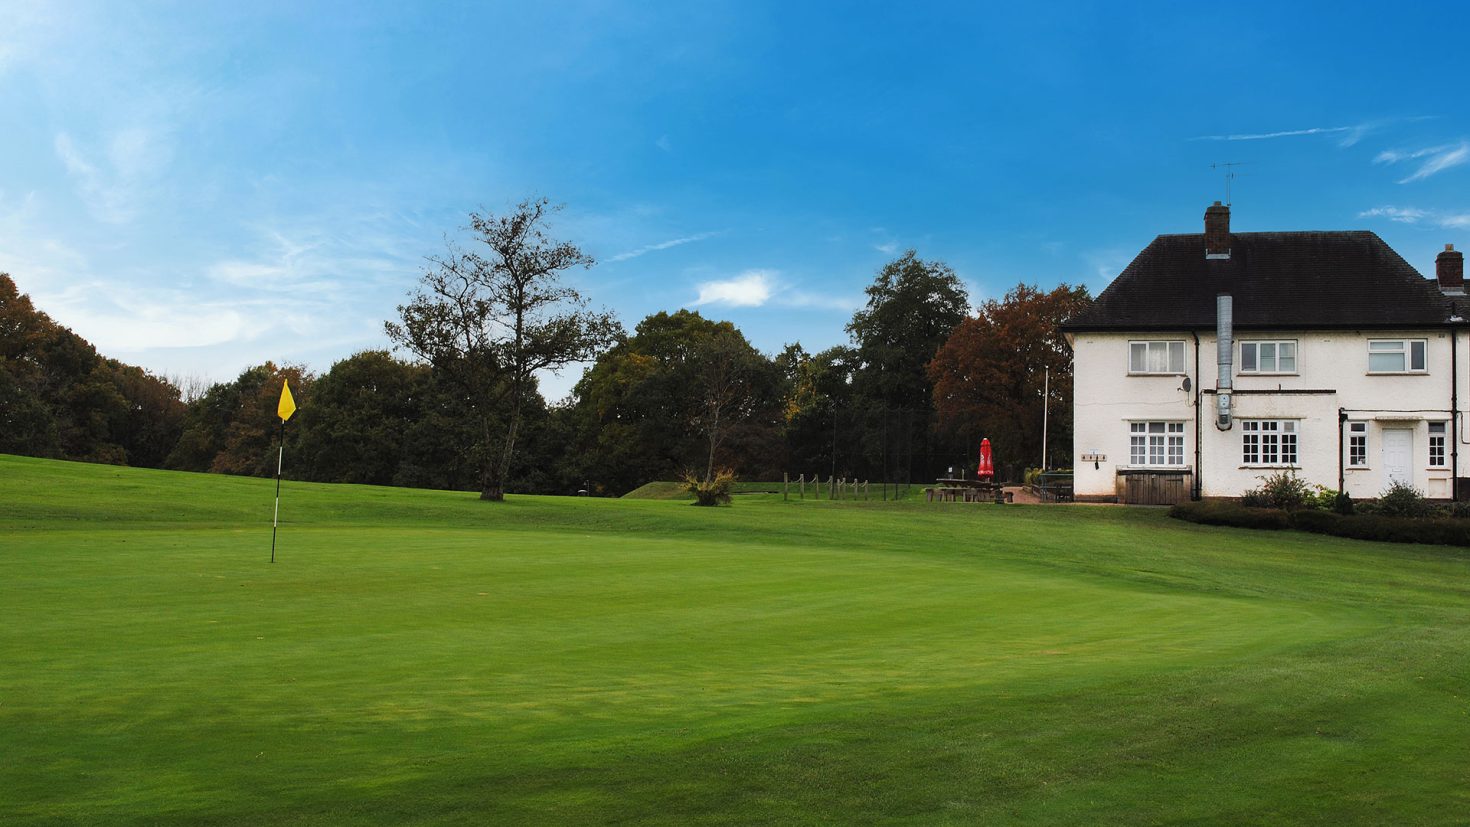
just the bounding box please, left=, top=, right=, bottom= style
left=271, top=379, right=296, bottom=563
left=278, top=379, right=297, bottom=423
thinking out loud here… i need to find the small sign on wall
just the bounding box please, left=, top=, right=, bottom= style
left=1081, top=452, right=1106, bottom=463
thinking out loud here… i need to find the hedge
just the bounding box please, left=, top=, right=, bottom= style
left=1169, top=500, right=1470, bottom=547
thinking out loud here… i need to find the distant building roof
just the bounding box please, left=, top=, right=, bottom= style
left=1063, top=230, right=1457, bottom=331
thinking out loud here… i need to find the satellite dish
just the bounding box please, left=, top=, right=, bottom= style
left=1180, top=376, right=1193, bottom=392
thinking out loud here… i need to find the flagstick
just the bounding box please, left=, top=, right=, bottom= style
left=271, top=420, right=284, bottom=563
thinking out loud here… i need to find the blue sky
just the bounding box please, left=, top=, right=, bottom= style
left=4, top=1, right=1470, bottom=400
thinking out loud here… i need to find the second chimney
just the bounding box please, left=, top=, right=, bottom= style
left=1437, top=244, right=1464, bottom=294
left=1205, top=201, right=1231, bottom=259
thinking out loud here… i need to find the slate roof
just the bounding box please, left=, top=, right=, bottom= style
left=1063, top=231, right=1457, bottom=331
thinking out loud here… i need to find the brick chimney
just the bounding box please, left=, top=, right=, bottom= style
left=1204, top=201, right=1231, bottom=259
left=1437, top=244, right=1464, bottom=294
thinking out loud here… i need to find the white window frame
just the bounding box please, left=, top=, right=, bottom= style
left=1367, top=338, right=1427, bottom=374
left=1429, top=421, right=1447, bottom=468
left=1129, top=421, right=1186, bottom=468
left=1241, top=419, right=1299, bottom=467
left=1128, top=340, right=1186, bottom=375
left=1239, top=339, right=1298, bottom=374
left=1347, top=421, right=1368, bottom=468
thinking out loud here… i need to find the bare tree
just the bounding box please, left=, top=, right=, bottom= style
left=387, top=198, right=620, bottom=500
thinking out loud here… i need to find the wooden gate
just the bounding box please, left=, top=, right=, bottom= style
left=1120, top=471, right=1191, bottom=505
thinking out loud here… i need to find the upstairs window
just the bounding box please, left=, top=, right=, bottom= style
left=1129, top=340, right=1185, bottom=374
left=1240, top=340, right=1297, bottom=374
left=1368, top=339, right=1427, bottom=373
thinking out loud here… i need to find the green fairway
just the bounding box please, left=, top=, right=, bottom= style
left=4, top=455, right=1469, bottom=824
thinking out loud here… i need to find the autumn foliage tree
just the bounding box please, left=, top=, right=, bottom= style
left=928, top=283, right=1092, bottom=476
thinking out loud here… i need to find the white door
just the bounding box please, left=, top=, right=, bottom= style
left=1382, top=429, right=1413, bottom=487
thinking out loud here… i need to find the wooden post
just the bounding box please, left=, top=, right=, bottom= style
left=800, top=474, right=805, bottom=499
left=864, top=480, right=869, bottom=500
left=784, top=472, right=789, bottom=501
left=830, top=475, right=836, bottom=500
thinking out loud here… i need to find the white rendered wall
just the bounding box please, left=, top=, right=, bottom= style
left=1071, top=329, right=1465, bottom=500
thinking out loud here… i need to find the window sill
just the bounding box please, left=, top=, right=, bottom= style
left=1239, top=465, right=1302, bottom=470
left=1366, top=371, right=1428, bottom=376
left=1238, top=372, right=1300, bottom=377
left=1126, top=372, right=1187, bottom=377
left=1346, top=466, right=1371, bottom=471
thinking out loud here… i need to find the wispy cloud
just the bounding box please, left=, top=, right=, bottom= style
left=693, top=270, right=774, bottom=307
left=1358, top=205, right=1470, bottom=228
left=1191, top=125, right=1364, bottom=145
left=874, top=241, right=898, bottom=255
left=54, top=128, right=173, bottom=223
left=1358, top=206, right=1429, bottom=224
left=607, top=230, right=719, bottom=263
left=1375, top=141, right=1470, bottom=183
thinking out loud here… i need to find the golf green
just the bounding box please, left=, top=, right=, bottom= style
left=3, top=454, right=1468, bottom=824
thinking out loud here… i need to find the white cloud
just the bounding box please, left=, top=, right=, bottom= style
left=1358, top=206, right=1428, bottom=224
left=694, top=270, right=774, bottom=307
left=1191, top=125, right=1359, bottom=142
left=874, top=242, right=898, bottom=254
left=1374, top=141, right=1470, bottom=183
left=655, top=135, right=672, bottom=152
left=1359, top=205, right=1470, bottom=229
left=607, top=230, right=719, bottom=262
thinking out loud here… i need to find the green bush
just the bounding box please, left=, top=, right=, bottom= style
left=1169, top=500, right=1290, bottom=530
left=1172, top=499, right=1470, bottom=546
left=1376, top=481, right=1432, bottom=518
left=682, top=469, right=737, bottom=507
left=1257, top=470, right=1312, bottom=510
left=1333, top=491, right=1354, bottom=515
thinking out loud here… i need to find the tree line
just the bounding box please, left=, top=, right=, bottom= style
left=0, top=201, right=1091, bottom=496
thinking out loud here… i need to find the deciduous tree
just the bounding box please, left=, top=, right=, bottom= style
left=387, top=198, right=620, bottom=500
left=928, top=283, right=1092, bottom=475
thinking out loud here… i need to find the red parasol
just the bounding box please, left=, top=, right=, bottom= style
left=978, top=438, right=994, bottom=480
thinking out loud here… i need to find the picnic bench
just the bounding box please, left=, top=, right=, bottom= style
left=925, top=479, right=1013, bottom=504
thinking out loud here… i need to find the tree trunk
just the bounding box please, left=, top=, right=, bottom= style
left=483, top=378, right=525, bottom=502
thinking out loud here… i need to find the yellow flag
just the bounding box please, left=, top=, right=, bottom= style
left=278, top=379, right=297, bottom=423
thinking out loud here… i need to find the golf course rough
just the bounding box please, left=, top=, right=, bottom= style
left=3, top=453, right=1469, bottom=825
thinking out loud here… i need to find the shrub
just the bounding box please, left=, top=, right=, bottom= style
left=1448, top=501, right=1470, bottom=520
left=1333, top=491, right=1354, bottom=515
left=1172, top=499, right=1470, bottom=546
left=1255, top=470, right=1312, bottom=510
left=1376, top=481, right=1432, bottom=518
left=1169, top=500, right=1290, bottom=530
left=682, top=468, right=737, bottom=507
left=1239, top=488, right=1270, bottom=509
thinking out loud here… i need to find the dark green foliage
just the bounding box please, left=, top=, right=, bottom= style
left=1172, top=500, right=1470, bottom=547
left=295, top=351, right=428, bottom=486
left=1168, top=500, right=1290, bottom=530
left=166, top=363, right=312, bottom=477
left=566, top=310, right=785, bottom=495
left=846, top=251, right=969, bottom=482
left=1250, top=470, right=1312, bottom=510
left=1375, top=480, right=1433, bottom=518
left=1334, top=491, right=1355, bottom=515
left=0, top=274, right=184, bottom=467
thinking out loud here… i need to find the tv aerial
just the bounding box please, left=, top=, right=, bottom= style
left=1210, top=161, right=1250, bottom=206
